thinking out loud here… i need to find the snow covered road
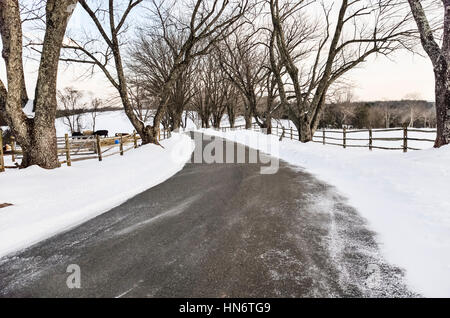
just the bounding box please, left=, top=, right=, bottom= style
left=0, top=133, right=415, bottom=297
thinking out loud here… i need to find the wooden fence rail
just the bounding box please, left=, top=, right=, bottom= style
left=0, top=129, right=172, bottom=172
left=221, top=124, right=437, bottom=153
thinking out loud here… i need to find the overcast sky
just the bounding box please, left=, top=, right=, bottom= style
left=0, top=1, right=437, bottom=103
left=0, top=48, right=436, bottom=103
left=350, top=52, right=435, bottom=102
left=2, top=49, right=432, bottom=103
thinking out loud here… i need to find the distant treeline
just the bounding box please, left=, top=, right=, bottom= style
left=315, top=100, right=436, bottom=129
left=55, top=106, right=123, bottom=119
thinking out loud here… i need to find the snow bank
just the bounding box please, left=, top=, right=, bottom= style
left=0, top=133, right=195, bottom=258
left=202, top=128, right=450, bottom=298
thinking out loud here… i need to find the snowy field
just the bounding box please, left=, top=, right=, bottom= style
left=54, top=110, right=198, bottom=136
left=55, top=110, right=151, bottom=136
left=202, top=128, right=450, bottom=298
left=0, top=134, right=195, bottom=258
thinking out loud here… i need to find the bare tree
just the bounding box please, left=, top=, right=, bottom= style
left=269, top=0, right=414, bottom=142
left=225, top=85, right=240, bottom=128
left=403, top=93, right=423, bottom=127
left=64, top=0, right=250, bottom=145
left=333, top=87, right=356, bottom=128
left=89, top=97, right=103, bottom=132
left=218, top=29, right=266, bottom=130
left=58, top=87, right=86, bottom=134
left=421, top=107, right=436, bottom=128
left=186, top=109, right=202, bottom=129
left=408, top=0, right=449, bottom=146
left=0, top=0, right=78, bottom=168
left=128, top=32, right=195, bottom=131
left=167, top=69, right=196, bottom=131
left=204, top=55, right=231, bottom=128
left=192, top=93, right=212, bottom=128
left=126, top=78, right=155, bottom=124
left=191, top=57, right=216, bottom=128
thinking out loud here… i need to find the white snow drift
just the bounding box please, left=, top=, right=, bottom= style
left=0, top=133, right=195, bottom=258
left=202, top=128, right=450, bottom=298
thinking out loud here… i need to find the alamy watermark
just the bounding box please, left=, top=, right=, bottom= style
left=66, top=264, right=81, bottom=289
left=170, top=129, right=280, bottom=175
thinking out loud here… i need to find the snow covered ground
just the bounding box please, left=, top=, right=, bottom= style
left=0, top=133, right=195, bottom=258
left=201, top=128, right=450, bottom=298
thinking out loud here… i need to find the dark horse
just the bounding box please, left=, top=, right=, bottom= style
left=94, top=130, right=109, bottom=138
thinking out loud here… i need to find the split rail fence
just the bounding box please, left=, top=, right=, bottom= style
left=221, top=124, right=437, bottom=152
left=0, top=128, right=172, bottom=172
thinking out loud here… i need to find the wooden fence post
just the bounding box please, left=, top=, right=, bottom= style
left=133, top=131, right=138, bottom=149
left=369, top=128, right=373, bottom=151
left=276, top=125, right=279, bottom=136
left=403, top=125, right=408, bottom=153
left=65, top=134, right=72, bottom=167
left=11, top=136, right=16, bottom=162
left=323, top=129, right=326, bottom=145
left=343, top=127, right=347, bottom=149
left=163, top=129, right=166, bottom=140
left=96, top=135, right=103, bottom=161
left=120, top=134, right=124, bottom=156
left=290, top=127, right=293, bottom=140
left=0, top=129, right=5, bottom=173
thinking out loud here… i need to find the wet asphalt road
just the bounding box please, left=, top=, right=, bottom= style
left=0, top=133, right=416, bottom=298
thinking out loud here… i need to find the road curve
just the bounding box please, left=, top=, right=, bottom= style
left=0, top=132, right=416, bottom=298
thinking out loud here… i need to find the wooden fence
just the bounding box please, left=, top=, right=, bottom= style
left=222, top=124, right=437, bottom=152
left=0, top=128, right=172, bottom=172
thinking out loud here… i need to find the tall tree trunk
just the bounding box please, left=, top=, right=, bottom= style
left=264, top=116, right=272, bottom=135
left=111, top=32, right=156, bottom=144
left=299, top=120, right=312, bottom=142
left=1, top=0, right=77, bottom=169
left=30, top=0, right=78, bottom=169
left=434, top=67, right=450, bottom=146
left=77, top=0, right=158, bottom=146
left=227, top=105, right=236, bottom=128
left=0, top=1, right=28, bottom=108
left=243, top=101, right=252, bottom=129
left=244, top=114, right=252, bottom=129
left=1, top=0, right=32, bottom=166
left=170, top=105, right=184, bottom=131
left=408, top=0, right=450, bottom=147
left=171, top=113, right=182, bottom=131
